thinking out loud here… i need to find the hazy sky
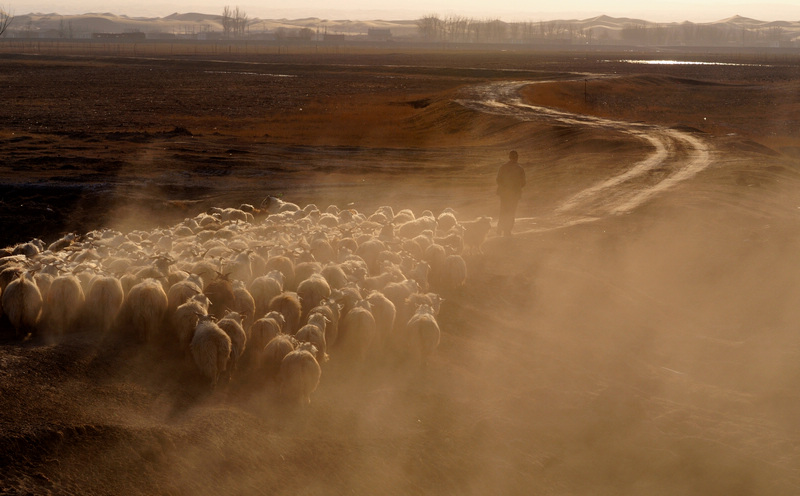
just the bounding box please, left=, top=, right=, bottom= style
left=9, top=0, right=800, bottom=22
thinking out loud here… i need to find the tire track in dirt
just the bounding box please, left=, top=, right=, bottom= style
left=457, top=80, right=713, bottom=230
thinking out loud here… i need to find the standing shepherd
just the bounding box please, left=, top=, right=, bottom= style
left=496, top=150, right=526, bottom=237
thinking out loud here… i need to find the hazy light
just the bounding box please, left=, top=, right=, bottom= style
left=611, top=60, right=772, bottom=67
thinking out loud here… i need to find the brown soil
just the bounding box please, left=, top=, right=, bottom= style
left=2, top=49, right=800, bottom=495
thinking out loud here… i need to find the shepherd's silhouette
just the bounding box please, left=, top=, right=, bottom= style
left=496, top=150, right=526, bottom=237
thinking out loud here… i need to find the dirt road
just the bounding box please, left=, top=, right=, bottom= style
left=458, top=79, right=714, bottom=229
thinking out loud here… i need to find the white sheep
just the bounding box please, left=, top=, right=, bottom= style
left=191, top=316, right=232, bottom=389
left=296, top=273, right=331, bottom=322
left=404, top=303, right=441, bottom=367
left=335, top=299, right=375, bottom=363
left=436, top=209, right=458, bottom=232
left=355, top=238, right=386, bottom=276
left=119, top=278, right=168, bottom=343
left=262, top=334, right=296, bottom=378
left=40, top=274, right=86, bottom=336
left=1, top=273, right=43, bottom=337
left=309, top=299, right=341, bottom=349
left=232, top=281, right=256, bottom=332
left=217, top=311, right=247, bottom=374
left=167, top=279, right=203, bottom=315
left=84, top=275, right=124, bottom=334
left=262, top=196, right=300, bottom=214
left=249, top=270, right=284, bottom=320
left=279, top=342, right=322, bottom=405
left=365, top=290, right=396, bottom=355
left=320, top=263, right=349, bottom=290
left=248, top=312, right=284, bottom=353
left=295, top=312, right=329, bottom=363
left=393, top=208, right=416, bottom=225
left=265, top=255, right=296, bottom=290
left=294, top=261, right=322, bottom=288
left=203, top=273, right=235, bottom=320
left=396, top=215, right=437, bottom=239
left=173, top=293, right=211, bottom=352
left=360, top=265, right=404, bottom=293
left=423, top=243, right=448, bottom=289
left=268, top=292, right=302, bottom=334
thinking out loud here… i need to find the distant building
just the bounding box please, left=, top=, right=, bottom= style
left=367, top=28, right=391, bottom=41
left=92, top=32, right=146, bottom=41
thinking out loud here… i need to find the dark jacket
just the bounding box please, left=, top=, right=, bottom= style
left=496, top=160, right=526, bottom=199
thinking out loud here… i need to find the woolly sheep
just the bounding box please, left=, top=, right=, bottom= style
left=167, top=279, right=203, bottom=315
left=222, top=250, right=255, bottom=285
left=296, top=273, right=331, bottom=322
left=365, top=291, right=396, bottom=355
left=34, top=272, right=54, bottom=299
left=248, top=313, right=283, bottom=352
left=232, top=281, right=256, bottom=332
left=311, top=237, right=336, bottom=264
left=309, top=299, right=341, bottom=349
left=84, top=275, right=124, bottom=334
left=279, top=342, right=321, bottom=405
left=295, top=312, right=329, bottom=362
left=268, top=292, right=303, bottom=334
left=331, top=285, right=363, bottom=324
left=204, top=273, right=236, bottom=320
left=335, top=300, right=376, bottom=363
left=119, top=278, right=169, bottom=343
left=217, top=311, right=247, bottom=373
left=265, top=255, right=295, bottom=291
left=396, top=215, right=437, bottom=239
left=40, top=274, right=86, bottom=336
left=1, top=273, right=43, bottom=337
left=355, top=238, right=386, bottom=276
left=47, top=233, right=79, bottom=253
left=335, top=237, right=359, bottom=259
left=12, top=241, right=40, bottom=258
left=191, top=316, right=232, bottom=389
left=436, top=209, right=458, bottom=232
left=262, top=196, right=300, bottom=214
left=393, top=208, right=416, bottom=225
left=320, top=263, right=349, bottom=290
left=294, top=261, right=322, bottom=288
left=249, top=271, right=284, bottom=319
left=404, top=304, right=441, bottom=367
left=405, top=260, right=431, bottom=293
left=423, top=243, right=448, bottom=289
left=262, top=334, right=296, bottom=378
left=0, top=265, right=24, bottom=292
left=361, top=266, right=404, bottom=293
left=173, top=293, right=211, bottom=352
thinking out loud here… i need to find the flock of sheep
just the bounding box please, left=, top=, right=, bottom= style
left=0, top=197, right=493, bottom=405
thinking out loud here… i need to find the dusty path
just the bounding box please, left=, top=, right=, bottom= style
left=457, top=80, right=714, bottom=230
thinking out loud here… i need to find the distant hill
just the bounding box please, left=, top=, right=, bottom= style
left=3, top=12, right=799, bottom=47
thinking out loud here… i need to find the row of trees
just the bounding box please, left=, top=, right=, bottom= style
left=415, top=15, right=596, bottom=44
left=416, top=14, right=795, bottom=46
left=221, top=5, right=248, bottom=38
left=1, top=5, right=13, bottom=37
left=620, top=22, right=790, bottom=46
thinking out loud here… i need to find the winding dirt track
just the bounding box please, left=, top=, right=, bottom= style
left=457, top=80, right=714, bottom=230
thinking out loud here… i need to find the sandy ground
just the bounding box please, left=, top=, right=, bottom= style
left=1, top=49, right=800, bottom=495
